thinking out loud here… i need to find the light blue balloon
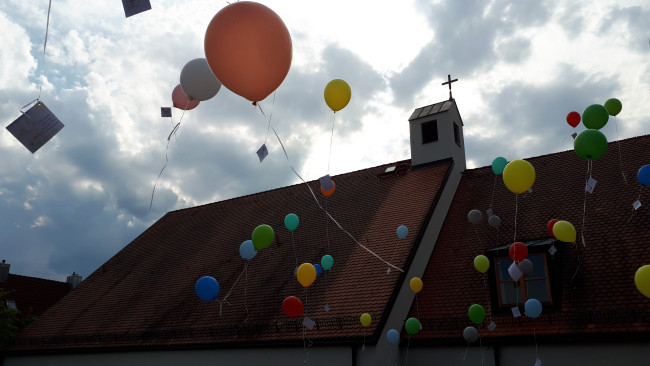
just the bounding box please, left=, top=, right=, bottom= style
left=396, top=225, right=408, bottom=239
left=284, top=213, right=299, bottom=231
left=524, top=298, right=542, bottom=318
left=239, top=240, right=257, bottom=261
left=314, top=263, right=323, bottom=276
left=321, top=254, right=334, bottom=270
left=387, top=329, right=400, bottom=344
left=195, top=276, right=220, bottom=301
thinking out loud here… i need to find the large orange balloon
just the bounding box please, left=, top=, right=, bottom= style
left=204, top=2, right=292, bottom=104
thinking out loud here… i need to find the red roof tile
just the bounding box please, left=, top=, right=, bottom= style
left=410, top=134, right=650, bottom=342
left=9, top=160, right=451, bottom=352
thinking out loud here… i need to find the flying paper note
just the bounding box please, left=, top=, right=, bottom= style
left=161, top=107, right=172, bottom=117
left=257, top=144, right=268, bottom=162
left=6, top=101, right=64, bottom=153
left=319, top=174, right=334, bottom=191
left=122, top=0, right=151, bottom=18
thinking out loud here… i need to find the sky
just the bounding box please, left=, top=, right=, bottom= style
left=0, top=0, right=648, bottom=282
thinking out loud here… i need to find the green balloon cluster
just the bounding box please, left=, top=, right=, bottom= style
left=574, top=129, right=608, bottom=161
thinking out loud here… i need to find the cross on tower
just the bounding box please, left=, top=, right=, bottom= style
left=442, top=74, right=458, bottom=100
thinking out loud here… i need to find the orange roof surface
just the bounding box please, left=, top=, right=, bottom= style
left=10, top=160, right=451, bottom=352
left=410, top=134, right=650, bottom=343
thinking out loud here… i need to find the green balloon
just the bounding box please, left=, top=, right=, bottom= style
left=405, top=317, right=421, bottom=335
left=581, top=104, right=609, bottom=130
left=491, top=157, right=508, bottom=175
left=574, top=129, right=607, bottom=160
left=284, top=213, right=299, bottom=232
left=252, top=224, right=274, bottom=250
left=604, top=98, right=622, bottom=116
left=321, top=254, right=334, bottom=270
left=468, top=304, right=485, bottom=325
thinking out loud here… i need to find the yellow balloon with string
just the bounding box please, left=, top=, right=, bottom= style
left=502, top=159, right=535, bottom=194
left=324, top=79, right=351, bottom=112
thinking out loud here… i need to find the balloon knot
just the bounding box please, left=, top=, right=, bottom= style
left=252, top=101, right=257, bottom=106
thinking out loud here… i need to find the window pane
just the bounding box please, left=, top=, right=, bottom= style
left=500, top=282, right=522, bottom=305
left=497, top=258, right=514, bottom=280
left=526, top=279, right=550, bottom=302
left=527, top=255, right=546, bottom=277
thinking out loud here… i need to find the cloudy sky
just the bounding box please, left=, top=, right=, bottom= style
left=0, top=0, right=648, bottom=281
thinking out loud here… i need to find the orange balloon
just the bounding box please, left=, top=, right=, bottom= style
left=320, top=181, right=336, bottom=197
left=204, top=2, right=292, bottom=103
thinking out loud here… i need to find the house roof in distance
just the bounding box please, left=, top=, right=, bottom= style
left=1, top=273, right=71, bottom=316
left=409, top=134, right=650, bottom=344
left=9, top=159, right=452, bottom=352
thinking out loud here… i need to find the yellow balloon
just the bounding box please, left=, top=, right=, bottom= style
left=502, top=159, right=535, bottom=194
left=324, top=79, right=351, bottom=112
left=410, top=277, right=423, bottom=293
left=360, top=313, right=372, bottom=327
left=635, top=265, right=650, bottom=298
left=552, top=220, right=576, bottom=242
left=296, top=263, right=316, bottom=287
left=474, top=255, right=490, bottom=273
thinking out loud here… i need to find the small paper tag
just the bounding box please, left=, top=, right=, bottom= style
left=387, top=267, right=391, bottom=274
left=324, top=304, right=330, bottom=312
left=511, top=306, right=521, bottom=317
left=633, top=200, right=642, bottom=210
left=508, top=262, right=523, bottom=282
left=487, top=321, right=497, bottom=331
left=161, top=107, right=172, bottom=117
left=256, top=144, right=268, bottom=162
left=585, top=177, right=597, bottom=194
left=122, top=0, right=152, bottom=18
left=486, top=208, right=494, bottom=217
left=548, top=245, right=557, bottom=255
left=534, top=358, right=542, bottom=366
left=302, top=316, right=315, bottom=330
left=527, top=188, right=533, bottom=193
left=319, top=174, right=334, bottom=191
left=571, top=132, right=578, bottom=139
left=6, top=101, right=65, bottom=153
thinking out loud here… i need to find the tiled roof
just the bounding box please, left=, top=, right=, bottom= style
left=9, top=160, right=451, bottom=352
left=409, top=134, right=650, bottom=343
left=0, top=274, right=71, bottom=316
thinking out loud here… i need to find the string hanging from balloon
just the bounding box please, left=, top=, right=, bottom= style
left=258, top=109, right=403, bottom=272
left=38, top=0, right=52, bottom=101
left=580, top=160, right=593, bottom=247
left=218, top=262, right=248, bottom=317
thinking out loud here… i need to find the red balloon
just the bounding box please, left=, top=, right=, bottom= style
left=547, top=219, right=559, bottom=237
left=172, top=84, right=200, bottom=110
left=509, top=242, right=528, bottom=263
left=566, top=111, right=581, bottom=128
left=204, top=2, right=292, bottom=103
left=282, top=296, right=304, bottom=317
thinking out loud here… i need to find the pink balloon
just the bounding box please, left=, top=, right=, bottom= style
left=172, top=84, right=200, bottom=110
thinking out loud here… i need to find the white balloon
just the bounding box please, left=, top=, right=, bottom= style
left=488, top=215, right=501, bottom=228
left=468, top=209, right=482, bottom=225
left=463, top=326, right=479, bottom=342
left=180, top=58, right=222, bottom=101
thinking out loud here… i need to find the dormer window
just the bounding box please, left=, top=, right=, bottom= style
left=421, top=120, right=438, bottom=144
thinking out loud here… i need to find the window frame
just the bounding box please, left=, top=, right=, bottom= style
left=421, top=120, right=438, bottom=144
left=494, top=254, right=552, bottom=307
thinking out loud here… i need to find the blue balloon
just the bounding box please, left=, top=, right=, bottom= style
left=524, top=298, right=542, bottom=318
left=638, top=165, right=650, bottom=186
left=314, top=263, right=323, bottom=276
left=396, top=225, right=408, bottom=239
left=387, top=329, right=400, bottom=344
left=195, top=276, right=220, bottom=301
left=239, top=240, right=257, bottom=261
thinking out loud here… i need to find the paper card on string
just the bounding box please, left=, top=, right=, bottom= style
left=122, top=0, right=151, bottom=18
left=511, top=306, right=521, bottom=317
left=534, top=358, right=542, bottom=366
left=486, top=208, right=494, bottom=217
left=161, top=107, right=171, bottom=117
left=6, top=101, right=64, bottom=153
left=585, top=177, right=597, bottom=194
left=302, top=316, right=315, bottom=330
left=508, top=261, right=523, bottom=282
left=548, top=245, right=557, bottom=256
left=319, top=174, right=334, bottom=191
left=257, top=143, right=268, bottom=162
left=487, top=321, right=497, bottom=331
left=633, top=200, right=641, bottom=210
left=571, top=132, right=577, bottom=139
left=324, top=304, right=330, bottom=312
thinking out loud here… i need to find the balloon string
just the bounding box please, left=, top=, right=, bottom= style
left=513, top=194, right=519, bottom=243
left=37, top=0, right=52, bottom=100
left=479, top=333, right=485, bottom=366
left=415, top=294, right=420, bottom=320
left=267, top=122, right=403, bottom=272
left=387, top=346, right=392, bottom=366
left=327, top=113, right=336, bottom=174
left=534, top=327, right=540, bottom=361
left=463, top=340, right=470, bottom=360
left=262, top=92, right=276, bottom=144
left=404, top=336, right=411, bottom=366
left=570, top=240, right=582, bottom=286
left=474, top=226, right=483, bottom=246
left=489, top=174, right=497, bottom=208
left=291, top=231, right=298, bottom=268
left=481, top=274, right=492, bottom=321
left=218, top=262, right=247, bottom=317
left=149, top=101, right=189, bottom=210
left=243, top=262, right=249, bottom=322
left=614, top=116, right=627, bottom=183
left=628, top=186, right=642, bottom=222
left=580, top=160, right=591, bottom=247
